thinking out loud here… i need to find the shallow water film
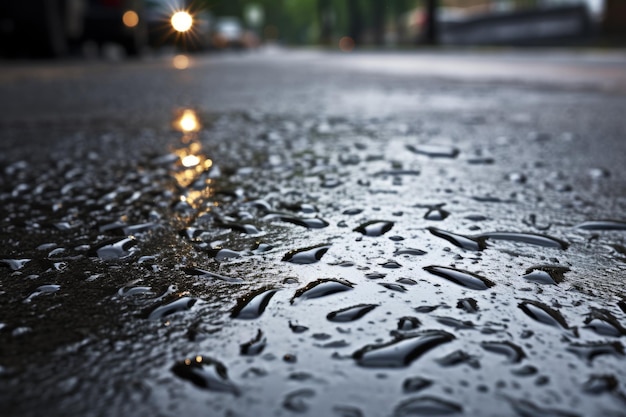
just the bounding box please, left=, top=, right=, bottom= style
left=1, top=106, right=626, bottom=417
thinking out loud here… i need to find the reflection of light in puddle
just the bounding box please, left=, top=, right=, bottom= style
left=181, top=154, right=200, bottom=167
left=170, top=108, right=215, bottom=210
left=173, top=54, right=190, bottom=70
left=176, top=109, right=200, bottom=132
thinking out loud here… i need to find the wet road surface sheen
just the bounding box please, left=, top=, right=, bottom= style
left=1, top=65, right=626, bottom=417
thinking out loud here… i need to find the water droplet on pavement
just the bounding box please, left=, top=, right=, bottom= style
left=240, top=329, right=267, bottom=356
left=428, top=227, right=486, bottom=251
left=353, top=330, right=454, bottom=368
left=406, top=144, right=460, bottom=158
left=291, top=279, right=353, bottom=304
left=145, top=296, right=196, bottom=320
left=282, top=244, right=331, bottom=264
left=327, top=304, right=378, bottom=322
left=354, top=221, right=394, bottom=237
left=393, top=395, right=463, bottom=416
left=424, top=266, right=495, bottom=290
left=231, top=288, right=279, bottom=319
left=576, top=220, right=626, bottom=231
left=480, top=341, right=526, bottom=363
left=171, top=356, right=239, bottom=395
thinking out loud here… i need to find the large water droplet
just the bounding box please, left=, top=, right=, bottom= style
left=92, top=237, right=137, bottom=260
left=283, top=389, right=315, bottom=413
left=118, top=284, right=152, bottom=297
left=206, top=248, right=241, bottom=261
left=282, top=244, right=331, bottom=264
left=428, top=227, right=486, bottom=251
left=0, top=259, right=31, bottom=270
left=567, top=341, right=625, bottom=363
left=576, top=220, right=626, bottom=231
left=379, top=283, right=407, bottom=293
left=434, top=316, right=475, bottom=330
left=478, top=232, right=569, bottom=250
left=581, top=374, right=618, bottom=394
left=393, top=395, right=463, bottom=416
left=402, top=377, right=432, bottom=393
left=145, top=296, right=196, bottom=320
left=289, top=321, right=309, bottom=333
left=171, top=356, right=239, bottom=395
left=231, top=288, right=279, bottom=319
left=291, top=279, right=353, bottom=304
left=353, top=330, right=454, bottom=368
left=24, top=284, right=60, bottom=303
left=354, top=221, right=394, bottom=237
left=456, top=298, right=479, bottom=313
left=424, top=206, right=450, bottom=221
left=266, top=215, right=329, bottom=229
left=406, top=144, right=460, bottom=158
left=424, top=265, right=495, bottom=290
left=436, top=350, right=480, bottom=368
left=327, top=304, right=378, bottom=322
left=481, top=341, right=526, bottom=363
left=518, top=300, right=575, bottom=334
left=523, top=265, right=569, bottom=285
left=583, top=308, right=626, bottom=337
left=394, top=248, right=427, bottom=257
left=505, top=396, right=580, bottom=417
left=381, top=260, right=402, bottom=269
left=240, top=329, right=267, bottom=356
left=397, top=317, right=422, bottom=331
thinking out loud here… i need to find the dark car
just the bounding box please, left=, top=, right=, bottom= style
left=0, top=0, right=147, bottom=57
left=82, top=0, right=147, bottom=56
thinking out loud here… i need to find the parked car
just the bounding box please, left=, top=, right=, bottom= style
left=211, top=17, right=245, bottom=49
left=0, top=0, right=147, bottom=57
left=83, top=0, right=147, bottom=56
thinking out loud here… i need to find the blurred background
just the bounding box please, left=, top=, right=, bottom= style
left=0, top=0, right=624, bottom=59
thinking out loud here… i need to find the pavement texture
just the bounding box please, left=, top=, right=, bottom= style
left=1, top=48, right=626, bottom=417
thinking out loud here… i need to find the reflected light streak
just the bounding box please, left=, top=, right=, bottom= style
left=173, top=54, right=190, bottom=70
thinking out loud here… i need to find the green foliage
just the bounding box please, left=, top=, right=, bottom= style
left=198, top=0, right=421, bottom=45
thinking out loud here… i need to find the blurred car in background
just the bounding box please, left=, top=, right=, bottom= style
left=0, top=0, right=147, bottom=57
left=83, top=0, right=147, bottom=56
left=211, top=16, right=259, bottom=50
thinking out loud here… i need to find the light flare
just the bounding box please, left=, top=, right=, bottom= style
left=177, top=109, right=200, bottom=132
left=173, top=54, right=190, bottom=70
left=181, top=154, right=200, bottom=167
left=122, top=10, right=139, bottom=28
left=171, top=11, right=193, bottom=32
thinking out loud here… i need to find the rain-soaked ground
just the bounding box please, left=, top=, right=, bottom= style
left=1, top=50, right=626, bottom=417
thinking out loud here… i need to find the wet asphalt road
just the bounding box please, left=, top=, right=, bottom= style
left=1, top=48, right=626, bottom=417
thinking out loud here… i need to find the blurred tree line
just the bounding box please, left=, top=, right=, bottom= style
left=203, top=0, right=434, bottom=45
